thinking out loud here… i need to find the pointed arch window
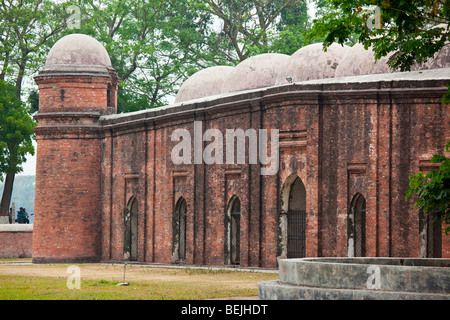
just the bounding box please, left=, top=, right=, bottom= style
left=287, top=177, right=306, bottom=258
left=348, top=193, right=366, bottom=257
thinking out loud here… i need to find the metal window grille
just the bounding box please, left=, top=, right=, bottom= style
left=427, top=214, right=442, bottom=258
left=124, top=198, right=138, bottom=261
left=287, top=209, right=306, bottom=258
left=287, top=177, right=306, bottom=258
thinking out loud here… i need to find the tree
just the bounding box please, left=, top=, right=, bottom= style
left=308, top=0, right=450, bottom=229
left=0, top=0, right=68, bottom=97
left=67, top=0, right=212, bottom=112
left=406, top=142, right=450, bottom=235
left=0, top=0, right=68, bottom=217
left=270, top=0, right=312, bottom=54
left=0, top=80, right=36, bottom=217
left=201, top=0, right=311, bottom=63
left=27, top=89, right=39, bottom=114
left=308, top=0, right=450, bottom=103
left=49, top=1, right=314, bottom=112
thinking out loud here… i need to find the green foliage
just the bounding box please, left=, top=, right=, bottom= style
left=308, top=0, right=450, bottom=102
left=406, top=142, right=450, bottom=234
left=27, top=89, right=39, bottom=114
left=51, top=0, right=316, bottom=112
left=202, top=0, right=312, bottom=61
left=443, top=82, right=450, bottom=105
left=0, top=81, right=36, bottom=178
left=61, top=0, right=218, bottom=111
left=2, top=0, right=317, bottom=113
left=0, top=0, right=69, bottom=95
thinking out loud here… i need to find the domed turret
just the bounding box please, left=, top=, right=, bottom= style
left=39, top=33, right=113, bottom=77
left=35, top=34, right=119, bottom=114
left=32, top=34, right=118, bottom=263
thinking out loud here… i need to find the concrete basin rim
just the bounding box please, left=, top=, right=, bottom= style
left=278, top=257, right=450, bottom=270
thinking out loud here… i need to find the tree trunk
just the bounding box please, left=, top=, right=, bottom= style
left=0, top=173, right=15, bottom=216
left=0, top=50, right=10, bottom=81
left=15, top=59, right=27, bottom=98
left=0, top=60, right=25, bottom=216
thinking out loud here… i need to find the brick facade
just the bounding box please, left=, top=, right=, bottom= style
left=32, top=72, right=118, bottom=263
left=32, top=56, right=450, bottom=267
left=0, top=225, right=33, bottom=259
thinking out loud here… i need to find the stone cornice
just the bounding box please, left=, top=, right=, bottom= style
left=99, top=71, right=449, bottom=133
left=34, top=111, right=102, bottom=120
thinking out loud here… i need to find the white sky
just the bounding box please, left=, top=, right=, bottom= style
left=18, top=140, right=36, bottom=176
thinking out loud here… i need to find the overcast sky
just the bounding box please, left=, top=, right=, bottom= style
left=18, top=141, right=36, bottom=176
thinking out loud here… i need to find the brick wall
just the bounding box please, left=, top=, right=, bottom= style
left=0, top=225, right=33, bottom=259
left=98, top=70, right=450, bottom=268
left=32, top=73, right=115, bottom=264
left=34, top=68, right=450, bottom=267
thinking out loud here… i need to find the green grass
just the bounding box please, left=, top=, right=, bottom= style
left=0, top=275, right=265, bottom=300
left=0, top=258, right=32, bottom=262
left=0, top=262, right=278, bottom=300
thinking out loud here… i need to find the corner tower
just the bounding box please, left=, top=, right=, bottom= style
left=32, top=34, right=119, bottom=263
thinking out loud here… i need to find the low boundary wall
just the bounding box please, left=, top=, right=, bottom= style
left=0, top=224, right=33, bottom=259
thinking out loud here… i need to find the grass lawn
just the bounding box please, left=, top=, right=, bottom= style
left=0, top=260, right=278, bottom=300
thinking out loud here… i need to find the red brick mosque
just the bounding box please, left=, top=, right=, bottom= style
left=31, top=34, right=450, bottom=267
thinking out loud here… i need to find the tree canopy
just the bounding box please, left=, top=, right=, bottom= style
left=59, top=0, right=312, bottom=112
left=308, top=0, right=450, bottom=231
left=0, top=0, right=315, bottom=215
left=0, top=80, right=36, bottom=216
left=406, top=142, right=450, bottom=235
left=310, top=0, right=449, bottom=69
left=0, top=80, right=35, bottom=175
left=308, top=0, right=450, bottom=102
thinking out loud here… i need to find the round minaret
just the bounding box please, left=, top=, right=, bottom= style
left=32, top=34, right=119, bottom=263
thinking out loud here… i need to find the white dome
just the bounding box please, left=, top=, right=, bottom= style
left=221, top=53, right=290, bottom=94
left=334, top=44, right=391, bottom=77
left=40, top=34, right=112, bottom=76
left=275, top=43, right=350, bottom=85
left=175, top=66, right=234, bottom=103
left=412, top=44, right=450, bottom=71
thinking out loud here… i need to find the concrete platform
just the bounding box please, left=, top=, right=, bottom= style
left=258, top=258, right=450, bottom=300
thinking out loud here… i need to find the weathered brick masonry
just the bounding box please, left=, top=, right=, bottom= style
left=32, top=34, right=450, bottom=267
left=0, top=225, right=33, bottom=259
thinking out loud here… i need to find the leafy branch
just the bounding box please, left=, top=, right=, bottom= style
left=406, top=142, right=450, bottom=235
